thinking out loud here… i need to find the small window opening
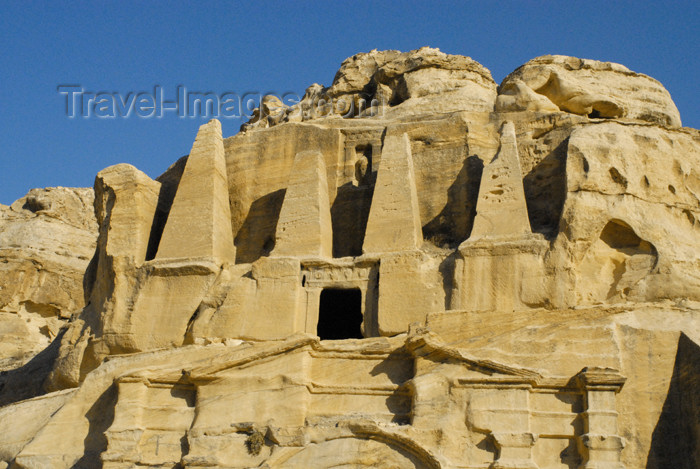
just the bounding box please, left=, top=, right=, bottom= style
left=317, top=288, right=363, bottom=340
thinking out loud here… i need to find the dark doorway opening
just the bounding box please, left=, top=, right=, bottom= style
left=317, top=289, right=363, bottom=340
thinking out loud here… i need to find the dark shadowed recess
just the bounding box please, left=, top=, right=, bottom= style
left=523, top=138, right=567, bottom=238
left=146, top=155, right=188, bottom=261
left=317, top=288, right=363, bottom=340
left=72, top=385, right=117, bottom=469
left=234, top=189, right=286, bottom=264
left=423, top=155, right=483, bottom=247
left=331, top=173, right=377, bottom=258
left=82, top=247, right=98, bottom=307
left=0, top=329, right=65, bottom=406
left=646, top=333, right=700, bottom=469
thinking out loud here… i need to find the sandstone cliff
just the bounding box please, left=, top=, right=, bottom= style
left=0, top=188, right=96, bottom=371
left=0, top=48, right=698, bottom=469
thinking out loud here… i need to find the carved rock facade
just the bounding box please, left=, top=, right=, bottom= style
left=1, top=48, right=699, bottom=469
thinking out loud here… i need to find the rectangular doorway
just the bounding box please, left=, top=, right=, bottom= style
left=317, top=288, right=363, bottom=340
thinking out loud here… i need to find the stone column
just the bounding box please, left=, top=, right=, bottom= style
left=575, top=367, right=626, bottom=469
left=484, top=386, right=538, bottom=469
left=304, top=286, right=322, bottom=334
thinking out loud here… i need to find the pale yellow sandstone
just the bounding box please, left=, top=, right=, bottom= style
left=156, top=119, right=235, bottom=263
left=363, top=132, right=423, bottom=253
left=0, top=50, right=698, bottom=469
left=0, top=188, right=96, bottom=373
left=469, top=121, right=532, bottom=239
left=496, top=55, right=682, bottom=127
left=273, top=150, right=333, bottom=258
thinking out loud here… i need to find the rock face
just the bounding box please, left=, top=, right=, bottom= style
left=1, top=49, right=699, bottom=469
left=496, top=55, right=682, bottom=127
left=242, top=47, right=497, bottom=131
left=0, top=188, right=96, bottom=372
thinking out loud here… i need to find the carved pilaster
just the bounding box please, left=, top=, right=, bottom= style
left=575, top=367, right=626, bottom=469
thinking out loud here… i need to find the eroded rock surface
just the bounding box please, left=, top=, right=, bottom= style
left=0, top=188, right=96, bottom=371
left=0, top=49, right=698, bottom=469
left=496, top=55, right=682, bottom=127
left=242, top=47, right=497, bottom=131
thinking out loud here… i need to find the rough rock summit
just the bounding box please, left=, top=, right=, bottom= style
left=0, top=48, right=698, bottom=469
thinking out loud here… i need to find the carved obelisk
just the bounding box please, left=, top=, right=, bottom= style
left=155, top=119, right=236, bottom=263
left=469, top=121, right=532, bottom=239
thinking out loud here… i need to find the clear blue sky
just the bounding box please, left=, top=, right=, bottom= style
left=1, top=1, right=698, bottom=204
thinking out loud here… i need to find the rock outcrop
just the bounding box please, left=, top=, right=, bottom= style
left=242, top=47, right=497, bottom=130
left=0, top=188, right=96, bottom=372
left=496, top=55, right=682, bottom=127
left=0, top=48, right=698, bottom=469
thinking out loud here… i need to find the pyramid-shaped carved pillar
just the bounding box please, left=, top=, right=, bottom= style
left=155, top=119, right=235, bottom=263
left=273, top=150, right=333, bottom=258
left=363, top=133, right=422, bottom=253
left=469, top=121, right=531, bottom=240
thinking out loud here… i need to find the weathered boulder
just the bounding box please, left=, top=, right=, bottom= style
left=329, top=46, right=497, bottom=117
left=242, top=47, right=497, bottom=130
left=496, top=55, right=682, bottom=127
